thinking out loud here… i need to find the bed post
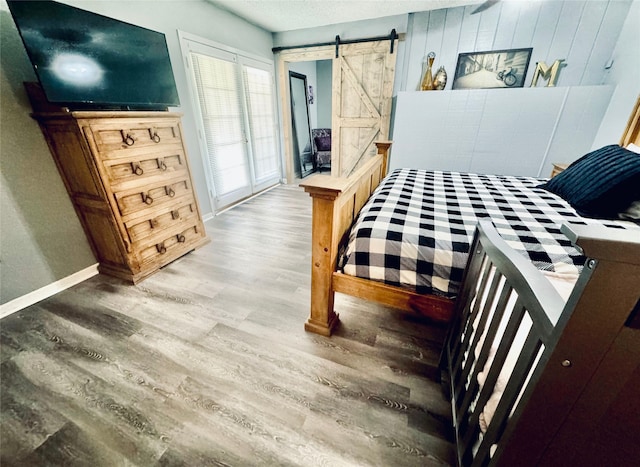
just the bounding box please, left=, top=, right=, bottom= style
left=300, top=185, right=341, bottom=336
left=300, top=142, right=391, bottom=336
left=374, top=141, right=392, bottom=176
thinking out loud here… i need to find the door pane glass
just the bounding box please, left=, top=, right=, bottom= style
left=191, top=52, right=250, bottom=199
left=243, top=65, right=280, bottom=183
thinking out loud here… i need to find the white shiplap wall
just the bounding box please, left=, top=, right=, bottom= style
left=391, top=85, right=614, bottom=177
left=402, top=0, right=632, bottom=92
left=391, top=0, right=632, bottom=177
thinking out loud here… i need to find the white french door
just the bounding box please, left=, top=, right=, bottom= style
left=181, top=35, right=281, bottom=211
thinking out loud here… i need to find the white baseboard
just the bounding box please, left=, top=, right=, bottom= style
left=202, top=212, right=214, bottom=222
left=0, top=263, right=99, bottom=319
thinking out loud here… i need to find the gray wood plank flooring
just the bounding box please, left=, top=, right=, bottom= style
left=1, top=185, right=455, bottom=466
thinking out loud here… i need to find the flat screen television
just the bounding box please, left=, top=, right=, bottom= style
left=7, top=0, right=180, bottom=110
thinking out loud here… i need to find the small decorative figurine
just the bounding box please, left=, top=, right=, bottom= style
left=421, top=52, right=436, bottom=91
left=433, top=66, right=447, bottom=90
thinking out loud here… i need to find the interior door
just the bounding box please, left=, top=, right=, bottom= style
left=332, top=40, right=397, bottom=177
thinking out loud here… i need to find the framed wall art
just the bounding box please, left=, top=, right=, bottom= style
left=452, top=48, right=533, bottom=90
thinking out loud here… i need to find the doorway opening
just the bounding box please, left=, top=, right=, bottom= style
left=288, top=60, right=333, bottom=179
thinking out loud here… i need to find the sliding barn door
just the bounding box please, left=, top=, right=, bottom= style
left=332, top=40, right=397, bottom=177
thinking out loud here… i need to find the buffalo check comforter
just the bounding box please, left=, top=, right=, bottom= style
left=341, top=168, right=634, bottom=298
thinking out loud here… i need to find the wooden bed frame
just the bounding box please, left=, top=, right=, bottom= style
left=303, top=96, right=640, bottom=464
left=300, top=96, right=640, bottom=337
left=300, top=142, right=453, bottom=336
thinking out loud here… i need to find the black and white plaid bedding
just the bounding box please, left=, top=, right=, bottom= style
left=342, top=168, right=637, bottom=298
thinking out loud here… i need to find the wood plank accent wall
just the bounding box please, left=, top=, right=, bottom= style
left=401, top=1, right=632, bottom=92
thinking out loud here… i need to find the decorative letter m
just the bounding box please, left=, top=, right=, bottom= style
left=530, top=60, right=566, bottom=87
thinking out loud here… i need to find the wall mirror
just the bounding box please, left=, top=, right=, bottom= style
left=289, top=71, right=314, bottom=178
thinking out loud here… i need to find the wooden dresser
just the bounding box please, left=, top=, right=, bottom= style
left=32, top=110, right=209, bottom=283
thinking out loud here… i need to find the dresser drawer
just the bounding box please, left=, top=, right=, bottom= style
left=104, top=152, right=188, bottom=191
left=88, top=119, right=183, bottom=157
left=138, top=224, right=203, bottom=265
left=125, top=199, right=199, bottom=244
left=115, top=177, right=192, bottom=217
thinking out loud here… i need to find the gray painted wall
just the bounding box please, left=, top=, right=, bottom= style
left=316, top=60, right=333, bottom=128
left=0, top=0, right=273, bottom=304
left=0, top=9, right=95, bottom=304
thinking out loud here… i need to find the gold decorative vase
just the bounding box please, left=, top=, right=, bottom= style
left=420, top=52, right=436, bottom=91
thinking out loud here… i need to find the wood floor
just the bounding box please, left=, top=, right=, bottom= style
left=0, top=185, right=455, bottom=466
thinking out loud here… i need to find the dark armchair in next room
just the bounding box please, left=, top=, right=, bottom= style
left=311, top=128, right=331, bottom=171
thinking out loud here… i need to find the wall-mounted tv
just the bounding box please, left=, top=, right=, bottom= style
left=7, top=0, right=180, bottom=110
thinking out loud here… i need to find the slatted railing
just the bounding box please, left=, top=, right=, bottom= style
left=443, top=221, right=565, bottom=466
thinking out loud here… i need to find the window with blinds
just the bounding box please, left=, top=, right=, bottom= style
left=191, top=52, right=250, bottom=198
left=182, top=34, right=281, bottom=211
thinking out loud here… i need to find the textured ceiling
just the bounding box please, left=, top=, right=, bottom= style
left=207, top=0, right=485, bottom=32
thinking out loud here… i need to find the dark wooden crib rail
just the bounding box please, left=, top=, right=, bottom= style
left=444, top=221, right=565, bottom=465
left=443, top=221, right=640, bottom=466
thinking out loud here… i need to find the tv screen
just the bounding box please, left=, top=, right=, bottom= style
left=7, top=0, right=180, bottom=110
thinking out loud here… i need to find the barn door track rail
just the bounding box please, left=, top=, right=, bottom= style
left=272, top=29, right=399, bottom=57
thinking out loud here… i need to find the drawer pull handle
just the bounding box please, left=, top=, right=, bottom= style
left=171, top=210, right=180, bottom=220
left=142, top=193, right=154, bottom=205
left=132, top=163, right=144, bottom=176
left=149, top=129, right=161, bottom=143
left=177, top=234, right=186, bottom=243
left=121, top=131, right=135, bottom=146
left=156, top=243, right=167, bottom=254
left=150, top=218, right=158, bottom=228
left=158, top=159, right=167, bottom=171
left=166, top=187, right=175, bottom=198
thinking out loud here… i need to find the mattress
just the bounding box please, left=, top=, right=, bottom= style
left=341, top=168, right=635, bottom=298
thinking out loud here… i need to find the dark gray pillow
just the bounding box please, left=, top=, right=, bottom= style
left=539, top=145, right=640, bottom=219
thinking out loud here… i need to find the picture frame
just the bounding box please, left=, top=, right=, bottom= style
left=452, top=48, right=533, bottom=90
